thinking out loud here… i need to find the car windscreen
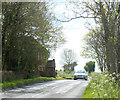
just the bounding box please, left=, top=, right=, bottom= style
left=76, top=70, right=86, bottom=73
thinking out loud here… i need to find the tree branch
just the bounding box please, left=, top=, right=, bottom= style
left=56, top=16, right=99, bottom=22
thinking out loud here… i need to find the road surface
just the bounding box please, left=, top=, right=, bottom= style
left=1, top=78, right=90, bottom=98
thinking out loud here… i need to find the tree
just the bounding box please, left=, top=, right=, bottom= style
left=81, top=1, right=119, bottom=74
left=82, top=27, right=106, bottom=72
left=2, top=2, right=65, bottom=73
left=84, top=65, right=89, bottom=72
left=63, top=0, right=120, bottom=74
left=0, top=2, right=1, bottom=70
left=63, top=61, right=77, bottom=73
left=61, top=48, right=77, bottom=73
left=84, top=61, right=95, bottom=73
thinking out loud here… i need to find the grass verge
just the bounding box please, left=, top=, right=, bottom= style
left=1, top=71, right=74, bottom=90
left=82, top=72, right=120, bottom=98
left=57, top=71, right=74, bottom=79
left=1, top=76, right=64, bottom=90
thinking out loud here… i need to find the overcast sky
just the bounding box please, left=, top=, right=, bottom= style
left=49, top=0, right=100, bottom=72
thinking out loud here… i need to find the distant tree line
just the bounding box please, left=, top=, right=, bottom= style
left=2, top=2, right=64, bottom=74
left=84, top=61, right=95, bottom=73
left=63, top=62, right=77, bottom=73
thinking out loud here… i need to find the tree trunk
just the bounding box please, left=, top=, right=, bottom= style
left=117, top=3, right=120, bottom=74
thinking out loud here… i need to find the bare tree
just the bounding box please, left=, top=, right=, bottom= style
left=61, top=48, right=77, bottom=72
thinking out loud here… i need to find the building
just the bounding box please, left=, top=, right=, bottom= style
left=38, top=59, right=56, bottom=77
left=45, top=59, right=56, bottom=77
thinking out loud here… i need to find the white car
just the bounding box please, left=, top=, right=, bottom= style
left=74, top=70, right=88, bottom=80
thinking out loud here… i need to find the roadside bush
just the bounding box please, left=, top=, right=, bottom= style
left=89, top=72, right=120, bottom=98
left=2, top=70, right=16, bottom=82
left=2, top=70, right=46, bottom=82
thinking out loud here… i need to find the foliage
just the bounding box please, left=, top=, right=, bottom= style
left=63, top=61, right=77, bottom=73
left=82, top=27, right=106, bottom=72
left=2, top=2, right=65, bottom=73
left=56, top=70, right=74, bottom=79
left=2, top=70, right=16, bottom=82
left=61, top=48, right=78, bottom=72
left=84, top=61, right=95, bottom=73
left=84, top=65, right=89, bottom=72
left=61, top=0, right=120, bottom=74
left=55, top=77, right=64, bottom=80
left=1, top=70, right=74, bottom=89
left=82, top=72, right=120, bottom=98
left=81, top=1, right=120, bottom=74
left=1, top=77, right=55, bottom=89
left=1, top=75, right=69, bottom=89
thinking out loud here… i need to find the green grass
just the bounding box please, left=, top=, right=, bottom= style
left=1, top=76, right=64, bottom=89
left=1, top=71, right=74, bottom=89
left=82, top=72, right=120, bottom=98
left=82, top=81, right=95, bottom=98
left=55, top=76, right=64, bottom=80
left=65, top=76, right=73, bottom=79
left=57, top=70, right=74, bottom=79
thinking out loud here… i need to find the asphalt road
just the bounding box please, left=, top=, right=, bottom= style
left=1, top=78, right=90, bottom=98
